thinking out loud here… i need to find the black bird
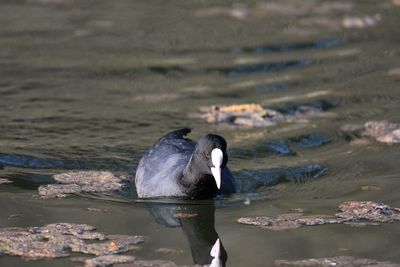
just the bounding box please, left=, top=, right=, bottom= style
left=135, top=128, right=236, bottom=199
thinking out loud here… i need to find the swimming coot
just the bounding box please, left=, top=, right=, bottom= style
left=135, top=128, right=236, bottom=199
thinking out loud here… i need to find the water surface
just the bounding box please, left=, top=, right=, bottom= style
left=1, top=0, right=400, bottom=266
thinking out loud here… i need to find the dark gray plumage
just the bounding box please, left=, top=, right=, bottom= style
left=135, top=128, right=236, bottom=199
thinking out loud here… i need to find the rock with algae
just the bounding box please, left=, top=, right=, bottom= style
left=197, top=100, right=333, bottom=128
left=73, top=255, right=199, bottom=267
left=237, top=201, right=400, bottom=230
left=340, top=120, right=400, bottom=144
left=83, top=255, right=136, bottom=267
left=275, top=256, right=400, bottom=267
left=38, top=171, right=130, bottom=198
left=0, top=223, right=144, bottom=260
left=199, top=104, right=284, bottom=127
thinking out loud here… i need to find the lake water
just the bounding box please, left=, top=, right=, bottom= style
left=1, top=0, right=400, bottom=266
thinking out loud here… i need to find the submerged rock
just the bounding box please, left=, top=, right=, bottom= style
left=197, top=100, right=334, bottom=128
left=235, top=164, right=326, bottom=193
left=0, top=178, right=12, bottom=184
left=275, top=256, right=400, bottom=267
left=237, top=201, right=400, bottom=230
left=82, top=255, right=136, bottom=267
left=73, top=255, right=197, bottom=267
left=265, top=140, right=296, bottom=155
left=340, top=120, right=400, bottom=144
left=290, top=133, right=331, bottom=148
left=38, top=171, right=130, bottom=198
left=0, top=223, right=144, bottom=260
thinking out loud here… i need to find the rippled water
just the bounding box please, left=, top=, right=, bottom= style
left=1, top=0, right=400, bottom=266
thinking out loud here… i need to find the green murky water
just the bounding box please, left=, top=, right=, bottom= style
left=1, top=0, right=400, bottom=266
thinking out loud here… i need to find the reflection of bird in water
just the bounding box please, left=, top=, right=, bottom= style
left=210, top=238, right=222, bottom=267
left=135, top=128, right=236, bottom=199
left=145, top=202, right=227, bottom=266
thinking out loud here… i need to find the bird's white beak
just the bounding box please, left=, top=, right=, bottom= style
left=210, top=238, right=222, bottom=267
left=210, top=148, right=223, bottom=189
left=210, top=238, right=221, bottom=257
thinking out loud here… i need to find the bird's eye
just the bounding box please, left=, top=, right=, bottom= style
left=203, top=151, right=210, bottom=159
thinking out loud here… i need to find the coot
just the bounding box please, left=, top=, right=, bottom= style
left=135, top=128, right=236, bottom=199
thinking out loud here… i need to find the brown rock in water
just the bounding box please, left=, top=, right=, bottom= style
left=38, top=184, right=82, bottom=198
left=0, top=223, right=144, bottom=260
left=237, top=213, right=343, bottom=231
left=198, top=104, right=284, bottom=127
left=364, top=121, right=399, bottom=138
left=336, top=201, right=400, bottom=223
left=73, top=255, right=197, bottom=267
left=237, top=201, right=400, bottom=230
left=376, top=129, right=400, bottom=144
left=197, top=100, right=334, bottom=128
left=340, top=120, right=400, bottom=144
left=38, top=171, right=130, bottom=198
left=275, top=256, right=400, bottom=267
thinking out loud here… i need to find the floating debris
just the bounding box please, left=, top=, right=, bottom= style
left=342, top=14, right=381, bottom=29
left=340, top=120, right=400, bottom=144
left=174, top=213, right=199, bottom=219
left=38, top=171, right=130, bottom=198
left=7, top=214, right=23, bottom=220
left=195, top=5, right=249, bottom=20
left=388, top=68, right=400, bottom=76
left=197, top=100, right=334, bottom=128
left=275, top=256, right=400, bottom=267
left=86, top=207, right=109, bottom=213
left=0, top=178, right=12, bottom=184
left=237, top=201, right=400, bottom=230
left=237, top=213, right=340, bottom=231
left=132, top=93, right=183, bottom=103
left=0, top=223, right=144, bottom=260
left=155, top=248, right=184, bottom=254
left=336, top=201, right=400, bottom=223
left=199, top=103, right=284, bottom=127
left=360, top=185, right=382, bottom=191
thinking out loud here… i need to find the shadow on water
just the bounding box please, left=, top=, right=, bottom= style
left=229, top=132, right=333, bottom=159
left=234, top=163, right=326, bottom=194
left=0, top=153, right=81, bottom=170
left=144, top=200, right=227, bottom=266
left=173, top=38, right=341, bottom=54
left=231, top=38, right=341, bottom=54
left=273, top=99, right=336, bottom=116
left=224, top=59, right=311, bottom=77
left=86, top=58, right=310, bottom=79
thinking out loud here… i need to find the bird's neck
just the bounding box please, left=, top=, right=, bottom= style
left=181, top=156, right=216, bottom=199
left=181, top=156, right=201, bottom=188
